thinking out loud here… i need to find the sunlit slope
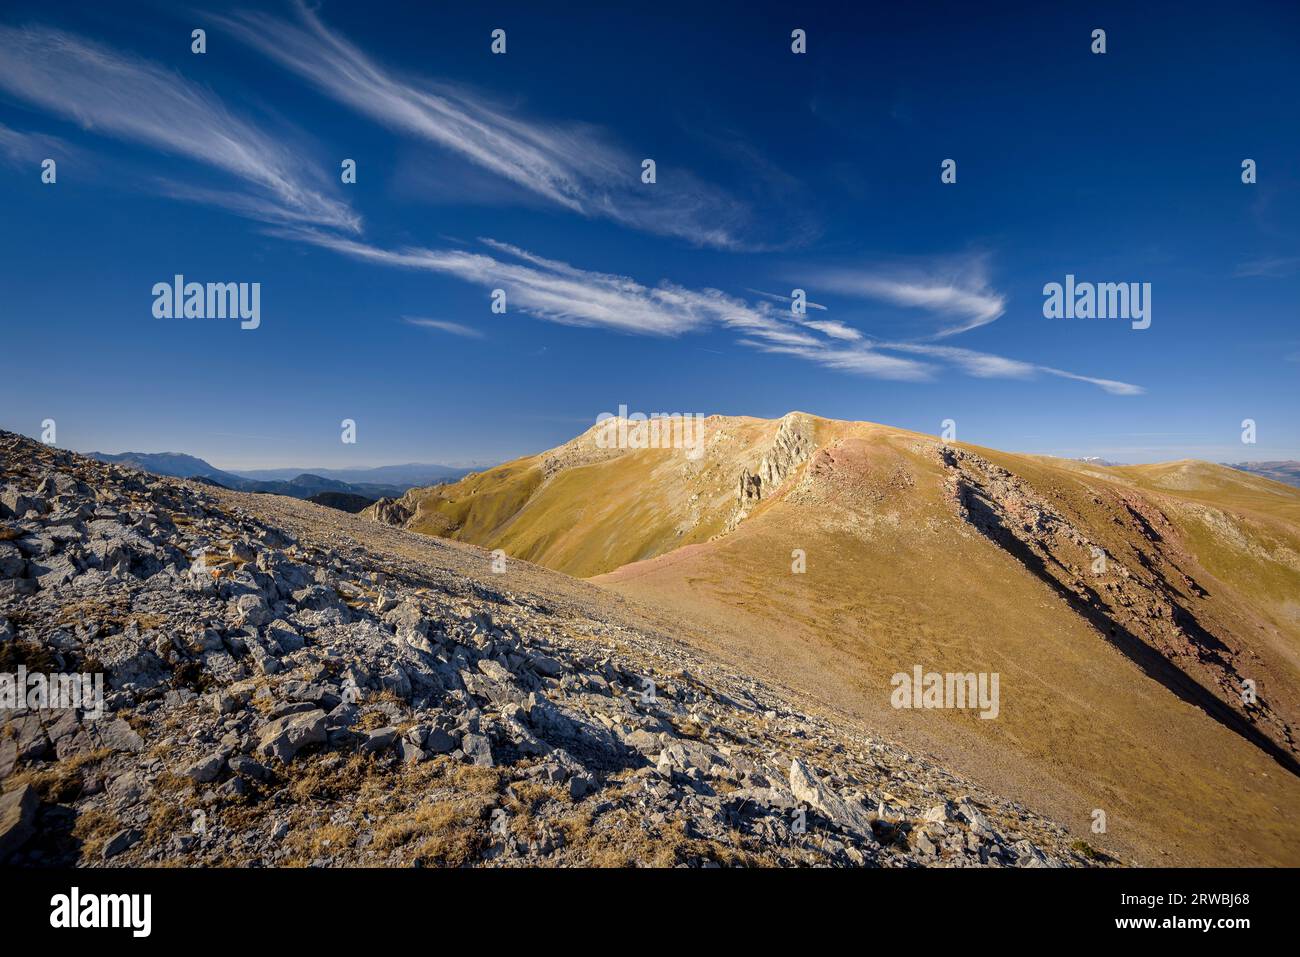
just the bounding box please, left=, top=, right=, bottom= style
left=597, top=429, right=1300, bottom=865
left=367, top=414, right=812, bottom=578
left=369, top=413, right=1300, bottom=864
left=986, top=452, right=1300, bottom=672
left=398, top=456, right=546, bottom=542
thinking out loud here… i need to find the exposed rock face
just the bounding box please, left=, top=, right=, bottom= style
left=727, top=413, right=817, bottom=531
left=0, top=430, right=1100, bottom=868
left=540, top=424, right=628, bottom=479
left=366, top=495, right=412, bottom=528
left=939, top=443, right=1298, bottom=770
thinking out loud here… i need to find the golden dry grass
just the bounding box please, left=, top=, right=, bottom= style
left=392, top=415, right=1300, bottom=867
left=11, top=747, right=111, bottom=802
left=594, top=432, right=1300, bottom=867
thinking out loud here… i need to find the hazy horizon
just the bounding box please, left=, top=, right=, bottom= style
left=2, top=412, right=1296, bottom=473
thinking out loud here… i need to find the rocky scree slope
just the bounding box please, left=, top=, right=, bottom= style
left=0, top=431, right=1103, bottom=867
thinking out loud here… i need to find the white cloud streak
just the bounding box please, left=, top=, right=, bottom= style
left=740, top=340, right=934, bottom=381
left=0, top=19, right=1137, bottom=397
left=887, top=344, right=1145, bottom=396
left=216, top=2, right=755, bottom=249
left=1233, top=256, right=1300, bottom=279
left=747, top=288, right=829, bottom=311
left=0, top=24, right=359, bottom=232
left=745, top=288, right=862, bottom=340
left=802, top=319, right=863, bottom=341
left=815, top=261, right=1007, bottom=338
left=402, top=317, right=484, bottom=339
left=0, top=121, right=71, bottom=165
left=281, top=228, right=1140, bottom=393
left=1038, top=367, right=1147, bottom=396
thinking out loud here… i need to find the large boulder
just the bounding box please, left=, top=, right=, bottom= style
left=231, top=594, right=271, bottom=628
left=789, top=758, right=875, bottom=837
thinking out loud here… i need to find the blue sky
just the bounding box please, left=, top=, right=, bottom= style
left=0, top=0, right=1296, bottom=469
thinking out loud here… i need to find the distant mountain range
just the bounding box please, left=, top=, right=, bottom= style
left=1225, top=460, right=1300, bottom=489
left=230, top=462, right=484, bottom=486
left=85, top=450, right=477, bottom=506
left=1074, top=457, right=1300, bottom=484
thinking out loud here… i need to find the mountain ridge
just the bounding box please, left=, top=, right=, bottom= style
left=0, top=429, right=1100, bottom=868
left=1226, top=460, right=1300, bottom=489
left=363, top=412, right=1300, bottom=866
left=86, top=450, right=475, bottom=503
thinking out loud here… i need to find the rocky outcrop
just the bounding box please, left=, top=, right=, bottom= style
left=541, top=427, right=626, bottom=480
left=726, top=413, right=816, bottom=531
left=365, top=495, right=412, bottom=527
left=0, top=430, right=1102, bottom=868
left=938, top=442, right=1298, bottom=772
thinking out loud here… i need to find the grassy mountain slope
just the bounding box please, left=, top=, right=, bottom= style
left=367, top=415, right=788, bottom=577
left=366, top=413, right=1300, bottom=865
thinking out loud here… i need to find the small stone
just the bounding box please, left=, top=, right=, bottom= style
left=182, top=753, right=226, bottom=784
left=228, top=755, right=272, bottom=782
left=476, top=659, right=514, bottom=684
left=102, top=827, right=141, bottom=861
left=461, top=733, right=494, bottom=767
left=397, top=739, right=426, bottom=764
left=622, top=728, right=660, bottom=754
left=257, top=709, right=327, bottom=764
left=232, top=594, right=271, bottom=628
left=789, top=758, right=874, bottom=837
left=228, top=541, right=256, bottom=563
left=923, top=801, right=955, bottom=824
left=915, top=829, right=939, bottom=856
left=0, top=739, right=18, bottom=779
left=360, top=727, right=398, bottom=753
left=0, top=783, right=39, bottom=860
left=423, top=728, right=458, bottom=754
left=529, top=655, right=564, bottom=678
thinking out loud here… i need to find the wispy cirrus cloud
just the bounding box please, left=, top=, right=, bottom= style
left=1233, top=255, right=1300, bottom=279
left=215, top=2, right=763, bottom=249
left=747, top=288, right=862, bottom=340
left=747, top=289, right=829, bottom=311
left=739, top=339, right=934, bottom=381
left=0, top=23, right=359, bottom=232
left=283, top=227, right=783, bottom=338
left=814, top=257, right=1007, bottom=338
left=1037, top=366, right=1146, bottom=396
left=779, top=256, right=1142, bottom=392
left=886, top=343, right=1145, bottom=396
left=402, top=316, right=484, bottom=339
left=0, top=121, right=72, bottom=166
left=801, top=319, right=864, bottom=341
left=884, top=342, right=1036, bottom=379
left=279, top=227, right=1140, bottom=392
